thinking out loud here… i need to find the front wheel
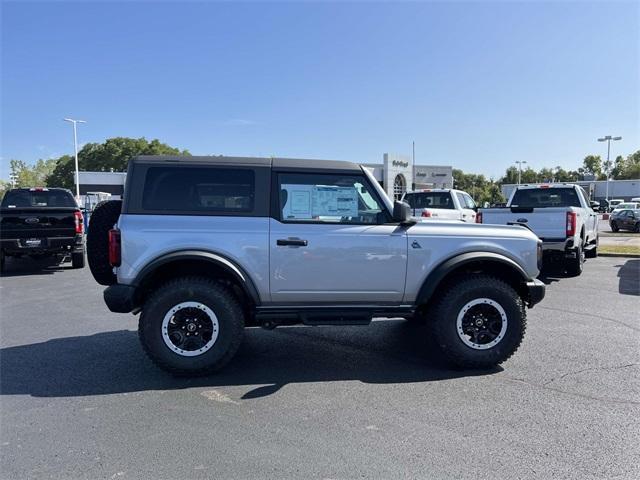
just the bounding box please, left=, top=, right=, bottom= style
left=611, top=221, right=619, bottom=232
left=139, top=277, right=245, bottom=376
left=431, top=275, right=526, bottom=369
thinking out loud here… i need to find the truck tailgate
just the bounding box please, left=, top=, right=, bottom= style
left=0, top=208, right=78, bottom=240
left=481, top=207, right=568, bottom=240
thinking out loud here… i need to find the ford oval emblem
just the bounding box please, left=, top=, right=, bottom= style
left=25, top=217, right=40, bottom=224
left=516, top=218, right=528, bottom=223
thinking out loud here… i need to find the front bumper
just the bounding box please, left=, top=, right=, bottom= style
left=104, top=284, right=137, bottom=313
left=525, top=279, right=546, bottom=307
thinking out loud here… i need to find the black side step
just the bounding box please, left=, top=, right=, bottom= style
left=300, top=312, right=372, bottom=326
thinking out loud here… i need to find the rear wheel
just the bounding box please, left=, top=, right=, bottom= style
left=585, top=236, right=598, bottom=259
left=431, top=275, right=526, bottom=369
left=565, top=245, right=584, bottom=276
left=634, top=223, right=640, bottom=233
left=139, top=277, right=245, bottom=376
left=71, top=248, right=85, bottom=269
left=0, top=250, right=5, bottom=273
left=87, top=200, right=122, bottom=285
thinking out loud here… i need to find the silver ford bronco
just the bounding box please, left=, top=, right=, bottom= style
left=87, top=155, right=545, bottom=375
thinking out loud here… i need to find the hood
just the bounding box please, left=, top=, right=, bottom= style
left=406, top=220, right=540, bottom=242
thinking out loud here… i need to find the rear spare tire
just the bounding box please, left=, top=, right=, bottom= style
left=87, top=200, right=122, bottom=285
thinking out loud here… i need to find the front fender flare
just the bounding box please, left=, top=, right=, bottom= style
left=415, top=252, right=529, bottom=306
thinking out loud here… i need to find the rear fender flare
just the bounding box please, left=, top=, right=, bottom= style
left=133, top=250, right=261, bottom=305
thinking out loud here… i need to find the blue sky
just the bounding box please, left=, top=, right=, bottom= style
left=1, top=0, right=638, bottom=180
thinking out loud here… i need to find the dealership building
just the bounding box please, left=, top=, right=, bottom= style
left=78, top=153, right=454, bottom=204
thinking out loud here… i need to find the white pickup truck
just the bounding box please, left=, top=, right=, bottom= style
left=478, top=184, right=598, bottom=275
left=401, top=189, right=478, bottom=222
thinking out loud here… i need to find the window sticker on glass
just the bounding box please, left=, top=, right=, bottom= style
left=281, top=184, right=359, bottom=220
left=290, top=189, right=312, bottom=216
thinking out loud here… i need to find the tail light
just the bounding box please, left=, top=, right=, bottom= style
left=108, top=229, right=121, bottom=267
left=421, top=210, right=432, bottom=218
left=476, top=212, right=483, bottom=223
left=566, top=212, right=577, bottom=237
left=74, top=211, right=84, bottom=234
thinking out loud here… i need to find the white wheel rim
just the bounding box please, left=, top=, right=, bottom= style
left=161, top=301, right=219, bottom=357
left=456, top=298, right=508, bottom=350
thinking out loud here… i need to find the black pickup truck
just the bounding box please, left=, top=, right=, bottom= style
left=0, top=187, right=85, bottom=271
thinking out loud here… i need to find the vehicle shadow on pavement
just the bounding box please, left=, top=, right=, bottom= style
left=0, top=321, right=500, bottom=399
left=538, top=262, right=573, bottom=284
left=617, top=259, right=640, bottom=296
left=0, top=256, right=70, bottom=277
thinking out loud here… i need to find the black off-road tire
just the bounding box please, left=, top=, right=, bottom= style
left=585, top=237, right=598, bottom=259
left=565, top=245, right=584, bottom=276
left=431, top=275, right=526, bottom=369
left=71, top=248, right=86, bottom=269
left=87, top=200, right=122, bottom=285
left=139, top=277, right=245, bottom=376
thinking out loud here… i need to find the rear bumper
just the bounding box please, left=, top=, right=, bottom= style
left=104, top=284, right=137, bottom=313
left=0, top=235, right=84, bottom=254
left=540, top=237, right=572, bottom=251
left=525, top=279, right=546, bottom=307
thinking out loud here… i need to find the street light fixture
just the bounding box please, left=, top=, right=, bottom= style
left=64, top=118, right=86, bottom=201
left=597, top=135, right=622, bottom=204
left=515, top=160, right=527, bottom=185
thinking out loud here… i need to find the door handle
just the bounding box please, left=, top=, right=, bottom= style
left=277, top=238, right=308, bottom=247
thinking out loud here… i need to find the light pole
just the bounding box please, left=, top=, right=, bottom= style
left=411, top=141, right=416, bottom=191
left=64, top=118, right=86, bottom=201
left=515, top=160, right=527, bottom=185
left=597, top=135, right=622, bottom=204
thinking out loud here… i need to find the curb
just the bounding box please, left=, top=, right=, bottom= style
left=598, top=252, right=640, bottom=258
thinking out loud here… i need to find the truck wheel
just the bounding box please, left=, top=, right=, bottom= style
left=565, top=245, right=584, bottom=276
left=71, top=249, right=85, bottom=269
left=431, top=275, right=526, bottom=369
left=139, top=277, right=245, bottom=376
left=585, top=237, right=598, bottom=259
left=87, top=200, right=122, bottom=285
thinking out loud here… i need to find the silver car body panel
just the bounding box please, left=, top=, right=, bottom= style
left=115, top=161, right=540, bottom=307
left=116, top=214, right=271, bottom=302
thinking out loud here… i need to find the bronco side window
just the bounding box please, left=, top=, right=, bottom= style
left=277, top=173, right=387, bottom=224
left=141, top=167, right=255, bottom=214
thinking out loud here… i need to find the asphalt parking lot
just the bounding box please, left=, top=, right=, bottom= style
left=1, top=256, right=639, bottom=479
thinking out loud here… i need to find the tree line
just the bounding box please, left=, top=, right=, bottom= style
left=1, top=137, right=639, bottom=206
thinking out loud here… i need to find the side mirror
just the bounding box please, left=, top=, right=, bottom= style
left=392, top=201, right=413, bottom=224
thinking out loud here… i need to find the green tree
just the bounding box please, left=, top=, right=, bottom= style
left=612, top=150, right=640, bottom=179
left=46, top=137, right=190, bottom=188
left=581, top=155, right=602, bottom=177
left=7, top=158, right=57, bottom=188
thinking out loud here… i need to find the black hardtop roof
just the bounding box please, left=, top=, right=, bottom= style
left=9, top=187, right=71, bottom=192
left=132, top=155, right=363, bottom=172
